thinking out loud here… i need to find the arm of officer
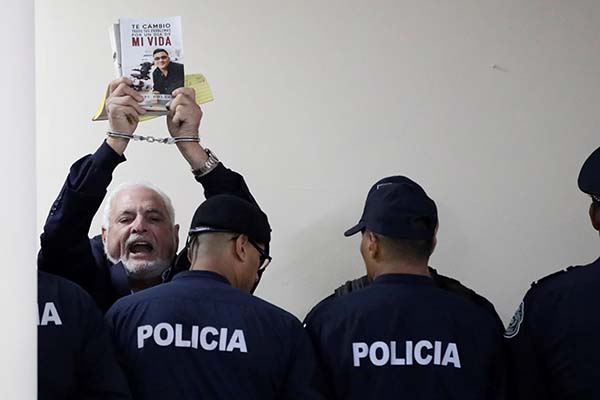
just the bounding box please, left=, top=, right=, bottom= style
left=38, top=79, right=144, bottom=290
left=167, top=87, right=258, bottom=206
left=505, top=293, right=547, bottom=400
left=282, top=325, right=329, bottom=400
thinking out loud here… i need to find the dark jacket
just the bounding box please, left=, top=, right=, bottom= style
left=304, top=273, right=507, bottom=400
left=106, top=270, right=327, bottom=400
left=38, top=271, right=131, bottom=400
left=506, top=257, right=600, bottom=400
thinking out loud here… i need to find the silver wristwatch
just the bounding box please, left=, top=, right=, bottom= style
left=192, top=148, right=220, bottom=177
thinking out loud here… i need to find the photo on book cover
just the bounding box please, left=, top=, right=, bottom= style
left=119, top=16, right=184, bottom=112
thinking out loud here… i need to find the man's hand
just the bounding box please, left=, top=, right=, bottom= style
left=167, top=88, right=202, bottom=137
left=105, top=78, right=146, bottom=155
left=167, top=88, right=209, bottom=170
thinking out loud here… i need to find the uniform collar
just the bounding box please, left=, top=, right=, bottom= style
left=172, top=270, right=231, bottom=286
left=373, top=273, right=434, bottom=286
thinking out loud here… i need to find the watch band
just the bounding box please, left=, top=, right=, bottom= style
left=192, top=148, right=220, bottom=177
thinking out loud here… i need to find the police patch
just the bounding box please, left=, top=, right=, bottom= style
left=503, top=301, right=524, bottom=339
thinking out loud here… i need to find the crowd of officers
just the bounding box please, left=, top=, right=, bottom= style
left=37, top=78, right=600, bottom=400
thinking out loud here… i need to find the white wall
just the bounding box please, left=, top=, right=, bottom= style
left=36, top=0, right=600, bottom=323
left=2, top=1, right=37, bottom=398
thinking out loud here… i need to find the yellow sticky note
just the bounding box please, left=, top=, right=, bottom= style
left=92, top=73, right=214, bottom=122
left=186, top=73, right=214, bottom=105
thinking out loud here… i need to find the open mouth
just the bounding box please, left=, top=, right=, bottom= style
left=128, top=241, right=154, bottom=255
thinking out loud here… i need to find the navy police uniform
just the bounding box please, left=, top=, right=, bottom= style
left=38, top=140, right=257, bottom=312
left=106, top=195, right=326, bottom=399
left=305, top=274, right=505, bottom=399
left=107, top=271, right=325, bottom=399
left=505, top=146, right=600, bottom=400
left=38, top=271, right=131, bottom=399
left=304, top=176, right=506, bottom=399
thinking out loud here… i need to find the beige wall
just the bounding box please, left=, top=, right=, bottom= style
left=36, top=0, right=600, bottom=323
left=2, top=1, right=36, bottom=397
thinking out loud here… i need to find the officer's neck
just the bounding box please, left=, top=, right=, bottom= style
left=190, top=259, right=236, bottom=288
left=369, top=259, right=431, bottom=280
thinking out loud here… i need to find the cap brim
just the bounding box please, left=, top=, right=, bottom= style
left=578, top=146, right=600, bottom=195
left=344, top=222, right=365, bottom=237
left=188, top=226, right=232, bottom=236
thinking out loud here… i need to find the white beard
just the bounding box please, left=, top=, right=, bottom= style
left=104, top=241, right=170, bottom=280
left=121, top=258, right=171, bottom=280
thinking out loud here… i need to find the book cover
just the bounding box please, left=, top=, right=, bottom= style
left=119, top=16, right=184, bottom=113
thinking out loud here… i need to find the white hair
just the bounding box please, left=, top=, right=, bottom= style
left=102, top=181, right=176, bottom=230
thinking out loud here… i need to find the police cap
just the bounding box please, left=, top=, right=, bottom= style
left=344, top=176, right=438, bottom=240
left=578, top=146, right=600, bottom=202
left=188, top=194, right=271, bottom=246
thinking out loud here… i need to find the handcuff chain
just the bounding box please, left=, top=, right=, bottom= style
left=107, top=131, right=200, bottom=145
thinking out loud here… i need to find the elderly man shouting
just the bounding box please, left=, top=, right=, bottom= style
left=38, top=78, right=260, bottom=312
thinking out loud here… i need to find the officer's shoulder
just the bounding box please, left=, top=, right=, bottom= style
left=39, top=270, right=91, bottom=299
left=529, top=260, right=600, bottom=292
left=430, top=268, right=503, bottom=328
left=38, top=271, right=100, bottom=317
left=304, top=285, right=371, bottom=327
left=106, top=293, right=134, bottom=316
left=504, top=263, right=600, bottom=338
left=333, top=275, right=372, bottom=296
left=304, top=293, right=337, bottom=326
left=304, top=275, right=372, bottom=320
left=106, top=282, right=163, bottom=317
left=530, top=268, right=570, bottom=289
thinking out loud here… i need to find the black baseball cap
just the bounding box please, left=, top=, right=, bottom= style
left=188, top=194, right=271, bottom=247
left=344, top=176, right=438, bottom=240
left=578, top=146, right=600, bottom=203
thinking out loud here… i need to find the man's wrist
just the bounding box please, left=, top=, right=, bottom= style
left=191, top=148, right=220, bottom=177
left=175, top=141, right=208, bottom=169
left=106, top=135, right=129, bottom=155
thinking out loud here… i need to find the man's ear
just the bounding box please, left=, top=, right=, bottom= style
left=590, top=203, right=600, bottom=231
left=366, top=231, right=380, bottom=258
left=234, top=235, right=249, bottom=262
left=101, top=226, right=107, bottom=244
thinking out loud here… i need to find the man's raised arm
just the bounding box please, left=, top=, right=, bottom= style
left=167, top=87, right=257, bottom=206
left=38, top=79, right=144, bottom=299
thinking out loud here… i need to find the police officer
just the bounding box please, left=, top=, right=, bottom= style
left=38, top=271, right=131, bottom=399
left=106, top=194, right=326, bottom=399
left=304, top=176, right=506, bottom=399
left=505, top=146, right=600, bottom=400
